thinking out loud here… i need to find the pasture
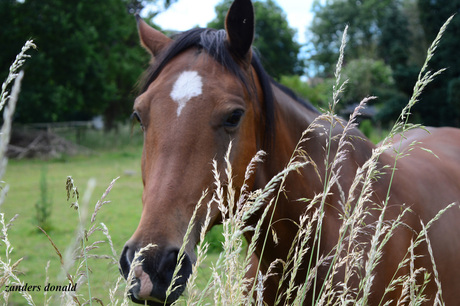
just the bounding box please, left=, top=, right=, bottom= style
left=1, top=131, right=220, bottom=305
left=3, top=137, right=142, bottom=304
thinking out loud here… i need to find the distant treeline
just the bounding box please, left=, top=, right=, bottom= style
left=308, top=0, right=460, bottom=127
left=1, top=0, right=459, bottom=128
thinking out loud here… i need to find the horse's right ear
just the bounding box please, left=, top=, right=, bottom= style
left=136, top=14, right=172, bottom=57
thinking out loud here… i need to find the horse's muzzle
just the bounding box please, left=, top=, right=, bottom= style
left=119, top=242, right=192, bottom=305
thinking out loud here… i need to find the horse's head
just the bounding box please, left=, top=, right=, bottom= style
left=119, top=0, right=270, bottom=304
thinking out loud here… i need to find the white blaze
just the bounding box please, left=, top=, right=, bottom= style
left=170, top=70, right=203, bottom=116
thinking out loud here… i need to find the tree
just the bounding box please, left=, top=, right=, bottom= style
left=377, top=2, right=410, bottom=69
left=341, top=58, right=394, bottom=105
left=309, top=0, right=410, bottom=76
left=416, top=0, right=460, bottom=126
left=279, top=75, right=329, bottom=109
left=308, top=0, right=411, bottom=118
left=307, top=0, right=460, bottom=127
left=207, top=0, right=303, bottom=79
left=0, top=0, right=174, bottom=128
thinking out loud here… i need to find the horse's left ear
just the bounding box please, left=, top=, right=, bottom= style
left=136, top=14, right=172, bottom=57
left=225, top=0, right=254, bottom=65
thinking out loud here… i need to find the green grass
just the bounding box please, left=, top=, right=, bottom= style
left=3, top=144, right=223, bottom=305
left=3, top=147, right=142, bottom=304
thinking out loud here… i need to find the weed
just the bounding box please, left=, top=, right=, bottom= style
left=34, top=165, right=53, bottom=232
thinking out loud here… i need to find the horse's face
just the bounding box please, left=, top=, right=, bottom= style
left=120, top=1, right=258, bottom=304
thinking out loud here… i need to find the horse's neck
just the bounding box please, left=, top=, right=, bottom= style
left=256, top=83, right=377, bottom=203
left=250, top=83, right=382, bottom=273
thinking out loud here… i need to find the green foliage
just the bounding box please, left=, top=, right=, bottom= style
left=448, top=78, right=460, bottom=125
left=35, top=166, right=53, bottom=232
left=415, top=0, right=460, bottom=127
left=0, top=0, right=151, bottom=127
left=208, top=0, right=303, bottom=79
left=375, top=88, right=410, bottom=125
left=203, top=225, right=225, bottom=253
left=278, top=75, right=310, bottom=100
left=279, top=75, right=328, bottom=109
left=310, top=0, right=400, bottom=74
left=309, top=0, right=412, bottom=126
left=309, top=0, right=460, bottom=128
left=358, top=119, right=373, bottom=139
left=340, top=58, right=393, bottom=107
left=358, top=119, right=388, bottom=144
left=376, top=1, right=411, bottom=68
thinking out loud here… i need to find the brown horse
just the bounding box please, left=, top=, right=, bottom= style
left=119, top=0, right=460, bottom=304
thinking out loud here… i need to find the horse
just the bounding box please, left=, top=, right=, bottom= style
left=119, top=0, right=460, bottom=304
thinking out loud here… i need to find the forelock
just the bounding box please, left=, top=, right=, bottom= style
left=139, top=28, right=250, bottom=94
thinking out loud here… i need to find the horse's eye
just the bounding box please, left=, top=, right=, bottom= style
left=223, top=109, right=244, bottom=128
left=131, top=111, right=144, bottom=131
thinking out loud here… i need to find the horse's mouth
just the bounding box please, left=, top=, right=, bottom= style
left=128, top=291, right=173, bottom=306
left=125, top=272, right=184, bottom=306
left=127, top=276, right=180, bottom=306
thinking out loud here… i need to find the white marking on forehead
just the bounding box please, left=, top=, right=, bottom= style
left=170, top=70, right=203, bottom=116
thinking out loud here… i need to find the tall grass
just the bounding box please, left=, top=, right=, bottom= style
left=0, top=15, right=457, bottom=306
left=0, top=41, right=130, bottom=306
left=170, top=16, right=456, bottom=305
left=0, top=39, right=36, bottom=305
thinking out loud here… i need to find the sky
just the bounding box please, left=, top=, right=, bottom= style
left=147, top=0, right=315, bottom=44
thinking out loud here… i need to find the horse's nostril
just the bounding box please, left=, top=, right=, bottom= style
left=158, top=248, right=193, bottom=300
left=120, top=244, right=137, bottom=279
left=159, top=249, right=181, bottom=280
left=143, top=248, right=193, bottom=300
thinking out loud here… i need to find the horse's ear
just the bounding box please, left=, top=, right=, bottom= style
left=225, top=0, right=254, bottom=65
left=136, top=14, right=172, bottom=57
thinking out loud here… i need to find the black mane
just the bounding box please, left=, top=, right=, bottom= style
left=139, top=27, right=318, bottom=148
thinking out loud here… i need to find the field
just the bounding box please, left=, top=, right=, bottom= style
left=3, top=134, right=136, bottom=303
left=3, top=134, right=223, bottom=305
